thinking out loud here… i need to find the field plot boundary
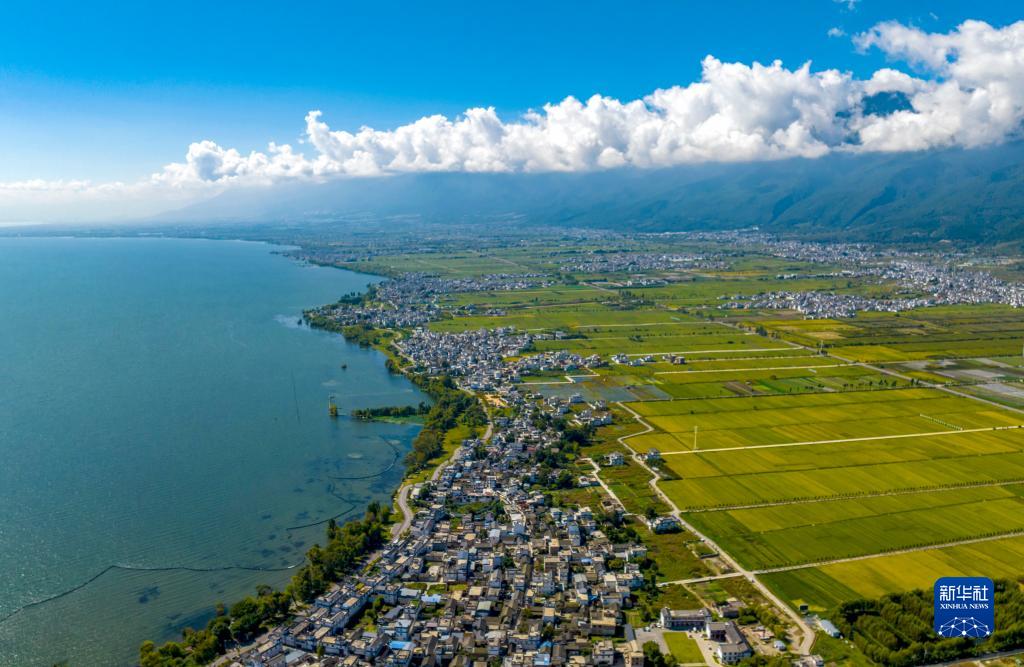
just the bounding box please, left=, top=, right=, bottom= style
left=658, top=428, right=1024, bottom=510
left=753, top=529, right=1024, bottom=575
left=573, top=321, right=697, bottom=329
left=685, top=485, right=1024, bottom=570
left=658, top=531, right=1024, bottom=590
left=628, top=386, right=950, bottom=414
left=661, top=424, right=1023, bottom=455
left=655, top=363, right=851, bottom=375
left=682, top=477, right=1024, bottom=512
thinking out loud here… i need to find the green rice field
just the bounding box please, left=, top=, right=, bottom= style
left=376, top=250, right=1024, bottom=620
left=659, top=427, right=1024, bottom=509
left=762, top=535, right=1024, bottom=611
left=627, top=387, right=1024, bottom=452
left=686, top=484, right=1024, bottom=569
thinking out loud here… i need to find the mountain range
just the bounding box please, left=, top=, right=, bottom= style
left=158, top=141, right=1024, bottom=245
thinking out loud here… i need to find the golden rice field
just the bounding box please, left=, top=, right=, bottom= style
left=626, top=388, right=1024, bottom=452
left=660, top=428, right=1024, bottom=509
left=761, top=535, right=1024, bottom=612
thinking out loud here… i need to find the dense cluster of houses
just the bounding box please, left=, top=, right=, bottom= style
left=235, top=379, right=657, bottom=666
left=721, top=290, right=937, bottom=319
left=515, top=348, right=605, bottom=377
left=559, top=253, right=725, bottom=274
left=231, top=325, right=782, bottom=666
left=723, top=258, right=1024, bottom=319
left=307, top=300, right=438, bottom=329
left=306, top=272, right=555, bottom=331
left=235, top=384, right=763, bottom=666
left=396, top=328, right=533, bottom=389
left=719, top=238, right=1024, bottom=317
left=375, top=273, right=554, bottom=302
left=396, top=327, right=604, bottom=392
left=880, top=260, right=1024, bottom=308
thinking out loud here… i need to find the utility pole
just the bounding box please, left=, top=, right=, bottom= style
left=694, top=425, right=698, bottom=451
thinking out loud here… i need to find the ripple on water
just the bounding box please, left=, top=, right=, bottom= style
left=0, top=238, right=425, bottom=666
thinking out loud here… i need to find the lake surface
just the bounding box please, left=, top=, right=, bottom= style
left=0, top=237, right=424, bottom=666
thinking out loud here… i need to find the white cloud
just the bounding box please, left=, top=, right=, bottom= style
left=152, top=140, right=318, bottom=186
left=853, top=19, right=1024, bottom=151
left=4, top=18, right=1024, bottom=221
left=155, top=56, right=862, bottom=184
left=0, top=179, right=98, bottom=192
left=828, top=27, right=846, bottom=38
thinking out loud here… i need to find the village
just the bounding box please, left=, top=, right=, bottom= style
left=306, top=231, right=1024, bottom=327
left=226, top=323, right=808, bottom=667
left=229, top=231, right=1024, bottom=667
left=305, top=273, right=554, bottom=330
left=721, top=259, right=1024, bottom=319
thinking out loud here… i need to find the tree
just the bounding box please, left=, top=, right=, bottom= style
left=642, top=640, right=678, bottom=667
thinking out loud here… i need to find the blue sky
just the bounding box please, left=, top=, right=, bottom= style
left=2, top=0, right=1021, bottom=183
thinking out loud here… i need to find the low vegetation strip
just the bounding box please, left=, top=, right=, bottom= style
left=139, top=504, right=391, bottom=666
left=831, top=581, right=1024, bottom=666
left=400, top=375, right=487, bottom=473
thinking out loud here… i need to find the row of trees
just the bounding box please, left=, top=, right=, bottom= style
left=351, top=401, right=431, bottom=421
left=302, top=311, right=384, bottom=349
left=139, top=503, right=391, bottom=666
left=834, top=580, right=1024, bottom=666
left=403, top=375, right=487, bottom=471
left=338, top=323, right=385, bottom=347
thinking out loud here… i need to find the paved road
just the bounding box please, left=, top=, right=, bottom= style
left=392, top=417, right=494, bottom=539
left=603, top=313, right=1024, bottom=657
left=391, top=483, right=417, bottom=539
left=583, top=457, right=628, bottom=515
left=657, top=572, right=744, bottom=586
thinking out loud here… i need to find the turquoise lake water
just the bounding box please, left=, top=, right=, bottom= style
left=0, top=237, right=425, bottom=666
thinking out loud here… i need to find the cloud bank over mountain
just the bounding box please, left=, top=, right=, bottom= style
left=5, top=18, right=1024, bottom=221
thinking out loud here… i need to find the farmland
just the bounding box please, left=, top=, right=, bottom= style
left=627, top=387, right=1024, bottom=452
left=761, top=535, right=1024, bottom=612
left=422, top=256, right=1024, bottom=623
left=659, top=428, right=1024, bottom=509
left=686, top=484, right=1024, bottom=569
left=597, top=457, right=672, bottom=516
left=325, top=236, right=1024, bottom=639
left=430, top=303, right=682, bottom=333
left=760, top=305, right=1024, bottom=362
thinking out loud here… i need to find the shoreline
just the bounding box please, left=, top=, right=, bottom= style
left=130, top=240, right=433, bottom=664
left=0, top=236, right=422, bottom=666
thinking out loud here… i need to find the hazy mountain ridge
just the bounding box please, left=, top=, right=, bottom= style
left=158, top=142, right=1024, bottom=244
